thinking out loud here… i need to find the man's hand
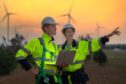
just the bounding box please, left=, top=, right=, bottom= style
left=106, top=27, right=121, bottom=38
left=30, top=67, right=39, bottom=75
left=57, top=63, right=68, bottom=70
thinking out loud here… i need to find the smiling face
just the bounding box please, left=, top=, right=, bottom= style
left=63, top=28, right=75, bottom=40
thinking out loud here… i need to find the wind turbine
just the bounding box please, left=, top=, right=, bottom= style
left=60, top=0, right=76, bottom=23
left=85, top=33, right=92, bottom=40
left=0, top=2, right=16, bottom=42
left=94, top=23, right=105, bottom=37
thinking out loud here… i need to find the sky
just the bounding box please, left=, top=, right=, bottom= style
left=0, top=0, right=126, bottom=44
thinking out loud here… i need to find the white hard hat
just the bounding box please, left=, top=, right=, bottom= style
left=63, top=23, right=75, bottom=30
left=62, top=23, right=75, bottom=33
left=41, top=16, right=58, bottom=26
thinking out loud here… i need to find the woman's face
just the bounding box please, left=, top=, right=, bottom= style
left=64, top=28, right=75, bottom=40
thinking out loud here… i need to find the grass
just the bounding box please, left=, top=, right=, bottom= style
left=86, top=50, right=126, bottom=84
left=104, top=50, right=126, bottom=60
left=0, top=49, right=126, bottom=84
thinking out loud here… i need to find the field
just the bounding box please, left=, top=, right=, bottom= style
left=0, top=50, right=126, bottom=84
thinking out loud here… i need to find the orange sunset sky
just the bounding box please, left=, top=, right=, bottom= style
left=0, top=0, right=126, bottom=44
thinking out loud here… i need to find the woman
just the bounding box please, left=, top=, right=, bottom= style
left=60, top=23, right=120, bottom=84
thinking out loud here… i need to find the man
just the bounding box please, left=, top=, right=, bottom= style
left=16, top=16, right=62, bottom=84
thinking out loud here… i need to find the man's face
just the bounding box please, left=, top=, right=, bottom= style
left=64, top=28, right=74, bottom=40
left=46, top=24, right=57, bottom=35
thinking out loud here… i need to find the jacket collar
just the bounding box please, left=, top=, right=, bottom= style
left=42, top=33, right=54, bottom=42
left=62, top=39, right=77, bottom=49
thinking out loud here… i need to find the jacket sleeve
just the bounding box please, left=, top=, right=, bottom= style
left=100, top=36, right=109, bottom=46
left=89, top=36, right=109, bottom=53
left=15, top=39, right=36, bottom=71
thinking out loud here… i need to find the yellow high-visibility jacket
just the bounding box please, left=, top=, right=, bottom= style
left=59, top=39, right=102, bottom=72
left=16, top=33, right=59, bottom=75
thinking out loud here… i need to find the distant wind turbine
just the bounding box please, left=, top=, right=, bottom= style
left=94, top=23, right=105, bottom=37
left=59, top=0, right=76, bottom=23
left=0, top=1, right=16, bottom=42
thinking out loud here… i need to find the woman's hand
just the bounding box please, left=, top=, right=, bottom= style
left=106, top=27, right=121, bottom=38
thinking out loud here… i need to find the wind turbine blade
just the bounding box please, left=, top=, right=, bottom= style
left=69, top=0, right=75, bottom=13
left=96, top=23, right=106, bottom=29
left=0, top=14, right=7, bottom=23
left=59, top=14, right=68, bottom=17
left=69, top=15, right=76, bottom=23
left=9, top=13, right=17, bottom=15
left=3, top=1, right=8, bottom=13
